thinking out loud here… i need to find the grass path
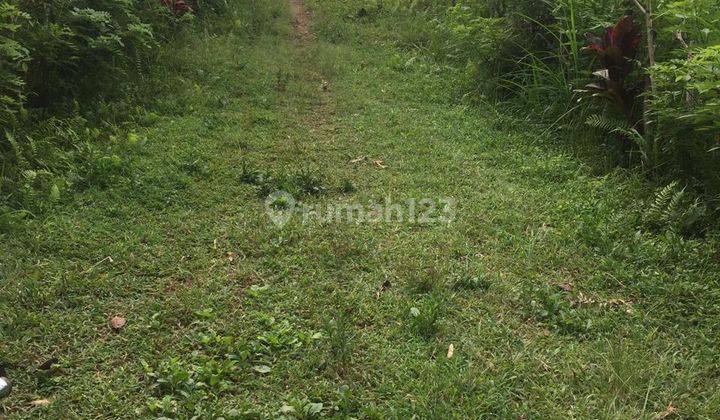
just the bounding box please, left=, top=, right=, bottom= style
left=2, top=0, right=720, bottom=417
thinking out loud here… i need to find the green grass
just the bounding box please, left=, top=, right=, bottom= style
left=2, top=0, right=720, bottom=418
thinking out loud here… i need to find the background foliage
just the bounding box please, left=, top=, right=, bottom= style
left=2, top=0, right=719, bottom=233
left=0, top=0, right=228, bottom=227
left=391, top=0, right=720, bottom=230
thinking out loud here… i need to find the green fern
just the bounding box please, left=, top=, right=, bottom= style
left=585, top=114, right=630, bottom=134
left=586, top=114, right=657, bottom=167
left=647, top=181, right=682, bottom=223
left=25, top=135, right=38, bottom=163
left=646, top=182, right=706, bottom=234
left=4, top=131, right=28, bottom=169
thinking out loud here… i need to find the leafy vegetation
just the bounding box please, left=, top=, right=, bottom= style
left=0, top=0, right=228, bottom=227
left=581, top=16, right=642, bottom=129
left=391, top=0, right=720, bottom=220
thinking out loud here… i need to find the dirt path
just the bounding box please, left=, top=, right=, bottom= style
left=287, top=0, right=334, bottom=140
left=289, top=0, right=312, bottom=41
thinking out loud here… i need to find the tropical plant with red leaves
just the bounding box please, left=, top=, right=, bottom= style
left=160, top=0, right=194, bottom=15
left=586, top=16, right=642, bottom=81
left=580, top=16, right=643, bottom=127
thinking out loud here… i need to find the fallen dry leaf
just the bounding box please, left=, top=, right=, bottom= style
left=606, top=298, right=632, bottom=308
left=447, top=344, right=454, bottom=359
left=557, top=283, right=573, bottom=292
left=109, top=316, right=126, bottom=331
left=657, top=404, right=676, bottom=419
left=374, top=279, right=392, bottom=299
left=38, top=358, right=59, bottom=370
left=574, top=292, right=595, bottom=306
left=80, top=256, right=114, bottom=275
left=349, top=156, right=367, bottom=164
left=31, top=399, right=51, bottom=407
left=372, top=160, right=387, bottom=169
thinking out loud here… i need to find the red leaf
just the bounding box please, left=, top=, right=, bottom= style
left=610, top=16, right=642, bottom=58
left=585, top=16, right=641, bottom=80
left=557, top=283, right=573, bottom=292
left=160, top=0, right=193, bottom=15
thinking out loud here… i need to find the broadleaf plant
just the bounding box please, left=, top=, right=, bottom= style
left=580, top=16, right=643, bottom=128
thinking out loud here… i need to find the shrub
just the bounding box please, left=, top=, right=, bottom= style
left=13, top=0, right=166, bottom=108
left=0, top=0, right=233, bottom=223
left=582, top=16, right=643, bottom=127
left=651, top=45, right=720, bottom=142
left=392, top=0, right=720, bottom=208
left=0, top=4, right=29, bottom=128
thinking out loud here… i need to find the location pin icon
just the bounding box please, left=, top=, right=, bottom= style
left=265, top=191, right=296, bottom=227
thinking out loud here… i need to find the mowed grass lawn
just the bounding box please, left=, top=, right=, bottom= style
left=2, top=0, right=720, bottom=418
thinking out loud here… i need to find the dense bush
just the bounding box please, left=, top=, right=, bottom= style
left=0, top=4, right=29, bottom=128
left=0, top=0, right=227, bottom=222
left=393, top=0, right=720, bottom=216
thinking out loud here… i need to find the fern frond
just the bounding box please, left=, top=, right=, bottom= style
left=4, top=130, right=27, bottom=168
left=585, top=114, right=631, bottom=134
left=644, top=181, right=706, bottom=234
left=647, top=181, right=679, bottom=222
left=26, top=135, right=38, bottom=162
left=667, top=188, right=686, bottom=218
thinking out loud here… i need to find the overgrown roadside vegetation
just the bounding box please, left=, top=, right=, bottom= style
left=2, top=0, right=720, bottom=418
left=389, top=0, right=720, bottom=229
left=0, top=0, right=232, bottom=227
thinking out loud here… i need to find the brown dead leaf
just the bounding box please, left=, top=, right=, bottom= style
left=657, top=404, right=676, bottom=419
left=109, top=316, right=126, bottom=331
left=606, top=298, right=632, bottom=308
left=374, top=279, right=391, bottom=299
left=372, top=160, right=387, bottom=169
left=31, top=399, right=51, bottom=407
left=557, top=283, right=573, bottom=292
left=349, top=156, right=367, bottom=164
left=447, top=344, right=454, bottom=359
left=38, top=358, right=59, bottom=371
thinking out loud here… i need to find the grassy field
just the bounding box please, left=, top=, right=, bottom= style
left=2, top=0, right=720, bottom=418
